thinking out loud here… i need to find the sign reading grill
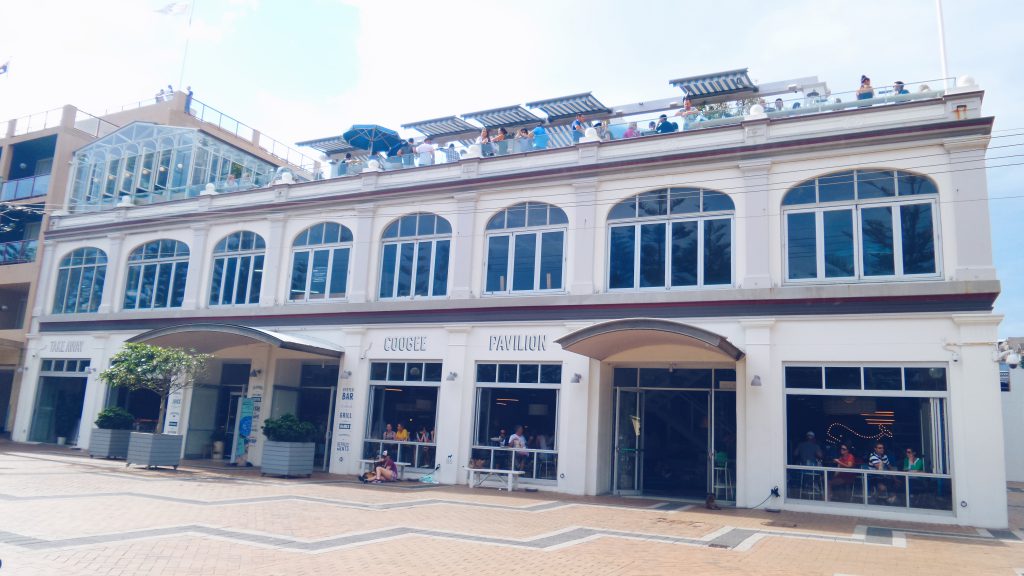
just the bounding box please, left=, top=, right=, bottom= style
left=488, top=335, right=547, bottom=352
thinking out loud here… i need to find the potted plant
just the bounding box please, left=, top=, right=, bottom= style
left=89, top=407, right=135, bottom=459
left=260, top=413, right=318, bottom=478
left=100, top=343, right=211, bottom=470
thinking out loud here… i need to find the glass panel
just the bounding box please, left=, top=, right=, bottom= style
left=152, top=262, right=172, bottom=308
left=518, top=364, right=539, bottom=384
left=387, top=362, right=406, bottom=381
left=53, top=270, right=70, bottom=313
left=512, top=233, right=537, bottom=291
left=818, top=171, right=855, bottom=203
left=209, top=259, right=224, bottom=304
left=785, top=366, right=822, bottom=389
left=669, top=369, right=713, bottom=388
left=90, top=266, right=106, bottom=312
left=414, top=241, right=432, bottom=296
left=824, top=367, right=861, bottom=390
left=904, top=367, right=947, bottom=391
left=787, top=468, right=825, bottom=501
left=329, top=248, right=349, bottom=298
left=64, top=268, right=82, bottom=312
left=308, top=249, right=330, bottom=299
left=123, top=265, right=141, bottom=309
left=864, top=367, right=902, bottom=390
left=369, top=362, right=388, bottom=381
left=548, top=207, right=567, bottom=225
left=249, top=255, right=263, bottom=303
left=486, top=211, right=505, bottom=230
left=486, top=236, right=510, bottom=292
left=639, top=223, right=666, bottom=288
left=406, top=363, right=424, bottom=381
left=857, top=170, right=896, bottom=199
left=861, top=206, right=895, bottom=276
left=399, top=215, right=418, bottom=237
left=418, top=213, right=436, bottom=235
left=396, top=242, right=415, bottom=297
left=506, top=204, right=526, bottom=228
left=638, top=190, right=667, bottom=217
left=867, top=473, right=905, bottom=506
left=702, top=190, right=734, bottom=212
left=170, top=262, right=187, bottom=307
left=432, top=239, right=449, bottom=296
left=308, top=223, right=324, bottom=246
left=290, top=251, right=309, bottom=301
left=423, top=363, right=442, bottom=382
left=613, top=368, right=638, bottom=387
left=897, top=173, right=938, bottom=196
left=670, top=221, right=698, bottom=286
left=476, top=363, right=497, bottom=383
left=908, top=475, right=952, bottom=510
left=435, top=218, right=451, bottom=235
left=379, top=244, right=397, bottom=298
left=608, top=226, right=635, bottom=289
left=703, top=219, right=731, bottom=285
left=608, top=198, right=636, bottom=220
left=826, top=470, right=866, bottom=504
left=784, top=181, right=817, bottom=206
left=787, top=212, right=817, bottom=280
left=498, top=364, right=518, bottom=383
left=669, top=188, right=700, bottom=214
left=539, top=231, right=563, bottom=290
left=539, top=364, right=561, bottom=384
left=900, top=203, right=935, bottom=275
left=527, top=203, right=547, bottom=227
left=823, top=210, right=855, bottom=278
left=77, top=267, right=96, bottom=312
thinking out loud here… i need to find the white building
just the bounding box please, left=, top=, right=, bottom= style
left=10, top=71, right=1009, bottom=527
left=1001, top=337, right=1024, bottom=482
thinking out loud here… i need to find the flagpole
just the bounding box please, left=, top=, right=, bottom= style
left=177, top=0, right=197, bottom=90
left=935, top=0, right=950, bottom=89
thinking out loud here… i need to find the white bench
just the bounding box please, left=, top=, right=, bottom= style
left=466, top=467, right=525, bottom=491
left=360, top=459, right=411, bottom=480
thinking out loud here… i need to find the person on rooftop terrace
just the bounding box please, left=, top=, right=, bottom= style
left=416, top=137, right=436, bottom=166
left=444, top=143, right=460, bottom=163
left=622, top=122, right=639, bottom=139
left=673, top=97, right=700, bottom=129
left=531, top=123, right=548, bottom=150
left=515, top=128, right=531, bottom=152
left=893, top=81, right=909, bottom=95
left=774, top=98, right=784, bottom=111
left=477, top=128, right=493, bottom=156
left=856, top=75, right=874, bottom=100
left=656, top=114, right=677, bottom=134
left=571, top=113, right=586, bottom=142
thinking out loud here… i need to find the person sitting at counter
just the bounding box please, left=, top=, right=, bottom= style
left=382, top=423, right=396, bottom=440
left=902, top=447, right=925, bottom=472
left=508, top=425, right=529, bottom=471
left=395, top=423, right=410, bottom=441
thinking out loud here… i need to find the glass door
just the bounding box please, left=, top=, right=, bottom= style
left=641, top=390, right=710, bottom=499
left=614, top=388, right=642, bottom=495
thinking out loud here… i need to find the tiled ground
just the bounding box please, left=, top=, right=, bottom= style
left=1, top=443, right=1023, bottom=575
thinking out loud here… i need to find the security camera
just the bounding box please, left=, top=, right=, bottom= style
left=1008, top=352, right=1021, bottom=370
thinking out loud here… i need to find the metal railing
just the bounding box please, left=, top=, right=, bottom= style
left=470, top=446, right=558, bottom=481
left=73, top=110, right=118, bottom=138
left=11, top=107, right=64, bottom=136
left=1, top=174, right=50, bottom=201
left=363, top=439, right=436, bottom=470
left=785, top=464, right=952, bottom=511
left=0, top=239, right=38, bottom=265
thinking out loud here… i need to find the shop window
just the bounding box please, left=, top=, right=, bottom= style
left=472, top=363, right=560, bottom=481
left=608, top=188, right=733, bottom=290
left=364, top=361, right=441, bottom=469
left=289, top=222, right=353, bottom=302
left=484, top=202, right=567, bottom=294
left=784, top=364, right=951, bottom=511
left=783, top=169, right=939, bottom=282
left=209, top=231, right=265, bottom=306
left=123, top=239, right=189, bottom=310
left=52, top=247, right=107, bottom=314
left=379, top=213, right=451, bottom=299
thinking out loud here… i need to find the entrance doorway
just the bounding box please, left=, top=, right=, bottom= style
left=270, top=363, right=338, bottom=471
left=184, top=362, right=248, bottom=459
left=613, top=367, right=737, bottom=500
left=30, top=359, right=91, bottom=444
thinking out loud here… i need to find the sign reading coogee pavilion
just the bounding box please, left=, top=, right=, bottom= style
left=488, top=334, right=548, bottom=352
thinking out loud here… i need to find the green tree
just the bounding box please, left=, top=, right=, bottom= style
left=99, top=343, right=212, bottom=434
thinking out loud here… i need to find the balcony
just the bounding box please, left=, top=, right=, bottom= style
left=1, top=174, right=50, bottom=201
left=0, top=239, right=38, bottom=265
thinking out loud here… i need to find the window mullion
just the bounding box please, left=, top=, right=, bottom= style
left=427, top=239, right=437, bottom=297
left=854, top=207, right=864, bottom=279
left=303, top=249, right=313, bottom=302
left=633, top=225, right=641, bottom=289
left=663, top=222, right=670, bottom=290
left=325, top=247, right=335, bottom=300
left=532, top=232, right=542, bottom=291
left=892, top=203, right=906, bottom=276
left=815, top=211, right=825, bottom=280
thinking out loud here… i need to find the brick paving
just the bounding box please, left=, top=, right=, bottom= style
left=1, top=442, right=1023, bottom=575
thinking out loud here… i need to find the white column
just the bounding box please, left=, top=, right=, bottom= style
left=556, top=352, right=590, bottom=495
left=329, top=328, right=367, bottom=475
left=450, top=193, right=478, bottom=299
left=440, top=326, right=470, bottom=485
left=949, top=314, right=1007, bottom=528
left=260, top=215, right=286, bottom=307
left=99, top=233, right=124, bottom=313
left=570, top=179, right=598, bottom=295
left=11, top=336, right=40, bottom=441
left=75, top=334, right=110, bottom=449
left=738, top=160, right=772, bottom=289
left=348, top=204, right=375, bottom=304
left=182, top=223, right=209, bottom=309
left=943, top=138, right=997, bottom=281
left=737, top=319, right=778, bottom=508
left=31, top=242, right=58, bottom=321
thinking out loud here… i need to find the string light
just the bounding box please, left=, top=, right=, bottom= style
left=826, top=422, right=893, bottom=444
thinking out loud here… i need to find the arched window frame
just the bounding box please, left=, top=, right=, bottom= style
left=289, top=222, right=354, bottom=302
left=606, top=188, right=735, bottom=291
left=52, top=247, right=107, bottom=314
left=378, top=213, right=451, bottom=300
left=483, top=202, right=568, bottom=294
left=123, top=239, right=190, bottom=310
left=781, top=169, right=940, bottom=282
left=209, top=231, right=266, bottom=306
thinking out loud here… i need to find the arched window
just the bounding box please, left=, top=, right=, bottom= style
left=485, top=202, right=568, bottom=294
left=379, top=213, right=451, bottom=299
left=607, top=188, right=734, bottom=289
left=782, top=169, right=939, bottom=281
left=290, top=222, right=353, bottom=301
left=123, top=240, right=189, bottom=309
left=52, top=247, right=107, bottom=314
left=209, top=231, right=265, bottom=305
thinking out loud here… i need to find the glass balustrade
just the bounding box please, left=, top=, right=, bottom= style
left=0, top=239, right=38, bottom=265
left=1, top=174, right=50, bottom=201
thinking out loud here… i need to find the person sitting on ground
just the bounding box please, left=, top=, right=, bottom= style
left=856, top=75, right=874, bottom=100
left=622, top=122, right=640, bottom=139
left=382, top=423, right=396, bottom=440
left=395, top=423, right=410, bottom=441
left=793, top=431, right=823, bottom=466
left=902, top=447, right=925, bottom=472
left=893, top=81, right=909, bottom=95
left=361, top=451, right=398, bottom=483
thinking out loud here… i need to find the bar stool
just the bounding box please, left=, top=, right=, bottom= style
left=712, top=453, right=733, bottom=500
left=799, top=469, right=823, bottom=500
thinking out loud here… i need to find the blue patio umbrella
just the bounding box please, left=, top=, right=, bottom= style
left=342, top=124, right=403, bottom=155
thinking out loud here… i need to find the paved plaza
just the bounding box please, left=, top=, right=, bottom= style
left=1, top=443, right=1023, bottom=575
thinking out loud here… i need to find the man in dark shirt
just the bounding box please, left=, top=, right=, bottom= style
left=793, top=431, right=822, bottom=466
left=655, top=114, right=677, bottom=134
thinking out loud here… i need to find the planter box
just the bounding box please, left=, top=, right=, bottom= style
left=89, top=429, right=132, bottom=459
left=126, top=432, right=183, bottom=469
left=261, top=441, right=315, bottom=478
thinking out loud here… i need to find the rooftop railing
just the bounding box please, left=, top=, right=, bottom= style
left=10, top=107, right=64, bottom=136
left=0, top=239, right=38, bottom=266
left=72, top=110, right=119, bottom=139
left=1, top=174, right=50, bottom=201
left=329, top=78, right=951, bottom=178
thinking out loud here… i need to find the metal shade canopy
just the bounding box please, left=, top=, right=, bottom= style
left=554, top=318, right=744, bottom=362
left=462, top=105, right=540, bottom=129
left=402, top=115, right=479, bottom=139
left=128, top=323, right=343, bottom=358
left=341, top=124, right=403, bottom=154
left=295, top=135, right=360, bottom=156
left=669, top=68, right=758, bottom=105
left=526, top=92, right=611, bottom=122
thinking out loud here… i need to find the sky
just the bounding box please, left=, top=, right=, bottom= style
left=0, top=0, right=1021, bottom=335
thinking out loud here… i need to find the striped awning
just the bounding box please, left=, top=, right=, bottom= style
left=402, top=115, right=479, bottom=139
left=526, top=92, right=611, bottom=121
left=668, top=68, right=757, bottom=104
left=462, top=105, right=540, bottom=128
left=544, top=124, right=576, bottom=148
left=295, top=135, right=358, bottom=155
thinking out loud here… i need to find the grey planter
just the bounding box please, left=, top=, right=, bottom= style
left=89, top=429, right=132, bottom=459
left=126, top=432, right=183, bottom=469
left=261, top=441, right=315, bottom=478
